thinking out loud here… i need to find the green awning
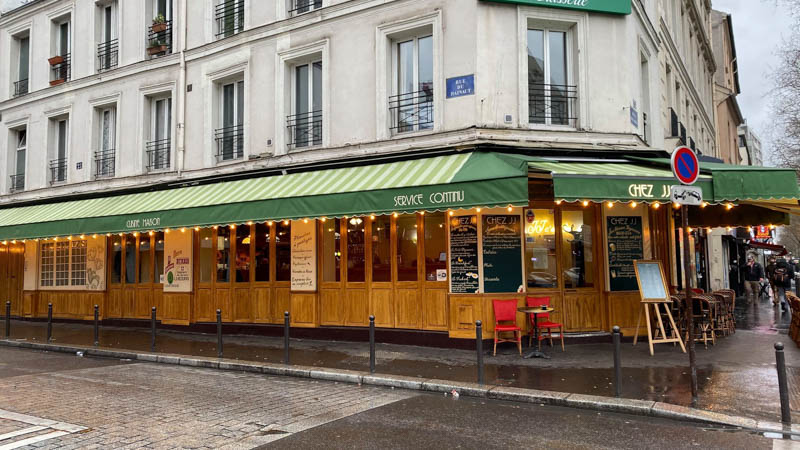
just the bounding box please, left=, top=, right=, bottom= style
left=527, top=160, right=714, bottom=203
left=0, top=152, right=528, bottom=240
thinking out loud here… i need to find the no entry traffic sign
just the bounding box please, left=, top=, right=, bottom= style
left=671, top=146, right=700, bottom=185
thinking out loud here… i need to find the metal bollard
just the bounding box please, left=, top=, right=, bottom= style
left=46, top=303, right=53, bottom=343
left=775, top=342, right=792, bottom=425
left=613, top=326, right=622, bottom=398
left=476, top=320, right=484, bottom=385
left=284, top=311, right=290, bottom=365
left=216, top=309, right=223, bottom=359
left=4, top=301, right=10, bottom=339
left=93, top=305, right=99, bottom=347
left=150, top=307, right=157, bottom=352
left=369, top=315, right=376, bottom=374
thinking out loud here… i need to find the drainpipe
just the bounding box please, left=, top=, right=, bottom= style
left=176, top=0, right=188, bottom=176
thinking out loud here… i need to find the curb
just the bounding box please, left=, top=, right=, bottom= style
left=2, top=339, right=795, bottom=433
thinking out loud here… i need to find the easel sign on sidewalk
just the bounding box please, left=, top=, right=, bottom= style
left=632, top=260, right=687, bottom=356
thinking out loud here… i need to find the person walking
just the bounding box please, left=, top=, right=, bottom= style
left=773, top=257, right=795, bottom=312
left=743, top=254, right=764, bottom=305
left=766, top=256, right=778, bottom=304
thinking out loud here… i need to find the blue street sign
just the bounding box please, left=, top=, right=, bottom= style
left=446, top=75, right=474, bottom=99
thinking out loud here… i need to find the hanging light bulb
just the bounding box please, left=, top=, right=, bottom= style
left=630, top=202, right=638, bottom=208
left=607, top=202, right=614, bottom=208
left=582, top=201, right=589, bottom=207
left=652, top=203, right=660, bottom=209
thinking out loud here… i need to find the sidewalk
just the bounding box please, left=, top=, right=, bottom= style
left=3, top=296, right=797, bottom=424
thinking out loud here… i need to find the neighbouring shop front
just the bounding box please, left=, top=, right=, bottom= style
left=0, top=149, right=797, bottom=339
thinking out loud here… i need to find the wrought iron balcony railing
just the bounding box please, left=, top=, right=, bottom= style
left=49, top=158, right=67, bottom=184
left=389, top=87, right=434, bottom=133
left=287, top=110, right=322, bottom=149
left=679, top=122, right=687, bottom=143
left=146, top=138, right=171, bottom=171
left=147, top=20, right=173, bottom=56
left=528, top=83, right=577, bottom=126
left=669, top=107, right=679, bottom=137
left=97, top=39, right=119, bottom=71
left=94, top=149, right=115, bottom=178
left=215, top=0, right=244, bottom=39
left=13, top=79, right=28, bottom=97
left=214, top=124, right=244, bottom=161
left=288, top=0, right=322, bottom=16
left=50, top=53, right=71, bottom=84
left=9, top=174, right=24, bottom=193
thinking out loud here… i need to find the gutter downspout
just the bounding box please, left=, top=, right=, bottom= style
left=176, top=0, right=188, bottom=177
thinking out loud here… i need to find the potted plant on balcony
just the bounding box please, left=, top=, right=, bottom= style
left=49, top=78, right=65, bottom=87
left=48, top=55, right=64, bottom=66
left=148, top=39, right=168, bottom=56
left=151, top=14, right=167, bottom=33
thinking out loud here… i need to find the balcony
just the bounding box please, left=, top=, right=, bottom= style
left=528, top=83, right=577, bottom=126
left=214, top=124, right=244, bottom=162
left=49, top=158, right=67, bottom=184
left=13, top=79, right=28, bottom=97
left=389, top=88, right=434, bottom=133
left=9, top=174, right=24, bottom=193
left=669, top=108, right=679, bottom=137
left=94, top=149, right=115, bottom=178
left=679, top=122, right=687, bottom=143
left=215, top=0, right=244, bottom=39
left=97, top=39, right=119, bottom=71
left=689, top=137, right=696, bottom=152
left=146, top=139, right=171, bottom=171
left=289, top=0, right=322, bottom=16
left=287, top=110, right=322, bottom=149
left=147, top=20, right=172, bottom=57
left=49, top=53, right=71, bottom=86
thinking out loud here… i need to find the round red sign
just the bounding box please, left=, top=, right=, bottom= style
left=671, top=146, right=700, bottom=185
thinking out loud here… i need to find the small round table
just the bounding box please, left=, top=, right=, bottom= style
left=517, top=306, right=555, bottom=359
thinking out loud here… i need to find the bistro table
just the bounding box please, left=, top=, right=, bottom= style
left=517, top=306, right=555, bottom=359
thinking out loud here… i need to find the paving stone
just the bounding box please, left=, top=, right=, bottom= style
left=565, top=393, right=655, bottom=415
left=487, top=385, right=570, bottom=406
left=420, top=379, right=490, bottom=397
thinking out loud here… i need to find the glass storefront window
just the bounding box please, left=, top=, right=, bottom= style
left=347, top=217, right=365, bottom=282
left=276, top=221, right=291, bottom=282
left=199, top=228, right=214, bottom=283
left=396, top=215, right=418, bottom=282
left=424, top=212, right=447, bottom=281
left=124, top=234, right=135, bottom=283
left=154, top=232, right=165, bottom=284
left=217, top=227, right=231, bottom=283
left=235, top=225, right=251, bottom=283
left=111, top=235, right=122, bottom=284
left=372, top=216, right=391, bottom=282
left=322, top=219, right=341, bottom=282
left=561, top=208, right=595, bottom=289
left=139, top=236, right=152, bottom=284
left=254, top=223, right=270, bottom=282
left=525, top=209, right=558, bottom=288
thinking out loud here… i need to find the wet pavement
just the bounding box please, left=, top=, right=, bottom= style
left=4, top=295, right=798, bottom=423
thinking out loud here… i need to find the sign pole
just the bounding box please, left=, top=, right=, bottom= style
left=682, top=206, right=698, bottom=403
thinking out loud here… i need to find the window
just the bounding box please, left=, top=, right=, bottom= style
left=199, top=228, right=214, bottom=283
left=41, top=239, right=87, bottom=288
left=51, top=19, right=71, bottom=83
left=423, top=212, right=447, bottom=281
left=391, top=34, right=433, bottom=133
left=527, top=27, right=574, bottom=126
left=217, top=227, right=231, bottom=282
left=215, top=0, right=244, bottom=39
left=139, top=235, right=152, bottom=283
left=98, top=2, right=118, bottom=71
left=14, top=35, right=29, bottom=96
left=96, top=107, right=116, bottom=178
left=50, top=119, right=68, bottom=184
left=124, top=235, right=135, bottom=283
left=639, top=53, right=650, bottom=144
left=372, top=216, right=391, bottom=282
left=346, top=218, right=365, bottom=282
left=254, top=223, right=270, bottom=282
left=322, top=219, right=341, bottom=282
left=148, top=97, right=171, bottom=171
left=111, top=235, right=122, bottom=283
left=289, top=0, right=322, bottom=16
left=396, top=215, right=418, bottom=282
left=288, top=61, right=322, bottom=149
left=148, top=0, right=173, bottom=57
left=561, top=208, right=595, bottom=289
left=215, top=80, right=244, bottom=161
left=235, top=225, right=250, bottom=283
left=524, top=209, right=557, bottom=288
left=11, top=128, right=26, bottom=192
left=154, top=232, right=165, bottom=283
left=276, top=221, right=291, bottom=281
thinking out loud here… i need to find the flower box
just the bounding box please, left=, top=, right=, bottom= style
left=50, top=79, right=65, bottom=87
left=151, top=22, right=167, bottom=33
left=48, top=55, right=64, bottom=66
left=147, top=44, right=168, bottom=55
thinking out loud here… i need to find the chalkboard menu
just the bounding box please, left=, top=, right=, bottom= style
left=607, top=216, right=644, bottom=291
left=449, top=215, right=480, bottom=293
left=482, top=215, right=523, bottom=293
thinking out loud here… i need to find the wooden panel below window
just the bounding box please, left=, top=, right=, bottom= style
left=22, top=291, right=37, bottom=317
left=290, top=293, right=316, bottom=327
left=320, top=288, right=344, bottom=325
left=394, top=288, right=421, bottom=329
left=448, top=295, right=483, bottom=338
left=135, top=288, right=154, bottom=319
left=162, top=293, right=191, bottom=325
left=370, top=287, right=394, bottom=328
left=563, top=291, right=604, bottom=331
left=232, top=287, right=253, bottom=322
left=107, top=288, right=123, bottom=318
left=524, top=290, right=564, bottom=333
left=273, top=287, right=291, bottom=323
left=252, top=287, right=271, bottom=323
left=608, top=291, right=645, bottom=335
left=123, top=288, right=136, bottom=319
left=215, top=288, right=231, bottom=321
left=423, top=287, right=448, bottom=330
left=195, top=287, right=214, bottom=322
left=345, top=289, right=369, bottom=326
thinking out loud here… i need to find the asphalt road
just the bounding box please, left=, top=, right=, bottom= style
left=0, top=346, right=787, bottom=449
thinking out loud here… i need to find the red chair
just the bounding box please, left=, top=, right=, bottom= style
left=492, top=299, right=522, bottom=356
left=526, top=296, right=565, bottom=351
left=690, top=288, right=705, bottom=294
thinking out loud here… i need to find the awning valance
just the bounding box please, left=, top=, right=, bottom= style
left=0, top=152, right=529, bottom=240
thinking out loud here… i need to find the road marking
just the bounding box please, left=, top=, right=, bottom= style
left=0, top=431, right=69, bottom=450
left=0, top=426, right=47, bottom=442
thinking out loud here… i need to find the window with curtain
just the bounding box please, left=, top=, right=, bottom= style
left=217, top=227, right=231, bottom=282
left=235, top=225, right=251, bottom=282
left=276, top=221, right=291, bottom=281
left=110, top=235, right=122, bottom=284
left=139, top=236, right=152, bottom=283
left=154, top=232, right=165, bottom=283
left=198, top=228, right=214, bottom=283
left=347, top=217, right=365, bottom=282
